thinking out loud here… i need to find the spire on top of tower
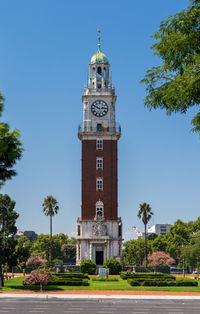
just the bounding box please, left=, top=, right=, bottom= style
left=90, top=29, right=109, bottom=65
left=98, top=29, right=101, bottom=52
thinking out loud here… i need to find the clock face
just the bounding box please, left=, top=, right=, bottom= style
left=91, top=100, right=108, bottom=117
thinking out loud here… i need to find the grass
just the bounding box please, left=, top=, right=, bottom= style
left=1, top=276, right=200, bottom=292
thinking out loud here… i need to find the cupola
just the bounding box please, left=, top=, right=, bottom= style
left=88, top=30, right=110, bottom=89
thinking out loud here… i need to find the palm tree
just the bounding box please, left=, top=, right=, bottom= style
left=42, top=196, right=59, bottom=265
left=138, top=203, right=153, bottom=267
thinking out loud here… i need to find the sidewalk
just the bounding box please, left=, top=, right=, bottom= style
left=1, top=289, right=200, bottom=299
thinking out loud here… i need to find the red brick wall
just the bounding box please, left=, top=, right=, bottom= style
left=81, top=139, right=118, bottom=220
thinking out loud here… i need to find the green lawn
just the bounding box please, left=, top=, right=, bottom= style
left=1, top=276, right=200, bottom=292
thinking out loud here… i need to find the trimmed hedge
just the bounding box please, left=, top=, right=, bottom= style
left=128, top=278, right=198, bottom=287
left=120, top=272, right=175, bottom=280
left=48, top=272, right=89, bottom=286
left=91, top=277, right=119, bottom=282
left=176, top=279, right=198, bottom=287
left=48, top=279, right=89, bottom=286
left=52, top=273, right=89, bottom=279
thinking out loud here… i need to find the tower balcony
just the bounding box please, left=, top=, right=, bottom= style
left=78, top=122, right=121, bottom=140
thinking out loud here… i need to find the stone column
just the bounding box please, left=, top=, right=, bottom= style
left=89, top=241, right=92, bottom=260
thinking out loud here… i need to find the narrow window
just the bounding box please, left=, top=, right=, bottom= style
left=96, top=157, right=103, bottom=169
left=96, top=201, right=104, bottom=218
left=97, top=67, right=102, bottom=89
left=97, top=123, right=102, bottom=132
left=78, top=245, right=81, bottom=259
left=97, top=178, right=103, bottom=190
left=119, top=244, right=121, bottom=256
left=96, top=207, right=103, bottom=217
left=77, top=225, right=80, bottom=236
left=118, top=224, right=122, bottom=237
left=93, top=67, right=95, bottom=76
left=96, top=139, right=103, bottom=150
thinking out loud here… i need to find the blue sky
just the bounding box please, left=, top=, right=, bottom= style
left=1, top=0, right=199, bottom=241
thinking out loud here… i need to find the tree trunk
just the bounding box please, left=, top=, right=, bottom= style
left=0, top=264, right=4, bottom=287
left=144, top=223, right=147, bottom=268
left=12, top=266, right=14, bottom=278
left=50, top=215, right=53, bottom=265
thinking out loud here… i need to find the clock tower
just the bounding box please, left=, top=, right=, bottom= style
left=76, top=30, right=122, bottom=266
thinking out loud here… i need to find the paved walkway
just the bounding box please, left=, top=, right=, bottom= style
left=1, top=290, right=200, bottom=299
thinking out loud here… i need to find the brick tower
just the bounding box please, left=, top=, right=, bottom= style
left=76, top=30, right=122, bottom=266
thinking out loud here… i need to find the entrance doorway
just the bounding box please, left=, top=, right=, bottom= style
left=96, top=251, right=104, bottom=265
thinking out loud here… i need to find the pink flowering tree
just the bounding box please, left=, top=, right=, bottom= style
left=147, top=251, right=175, bottom=270
left=26, top=254, right=47, bottom=268
left=24, top=268, right=51, bottom=291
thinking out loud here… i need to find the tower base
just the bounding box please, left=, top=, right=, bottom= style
left=76, top=218, right=123, bottom=265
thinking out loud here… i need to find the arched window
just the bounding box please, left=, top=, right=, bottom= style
left=97, top=67, right=102, bottom=76
left=96, top=200, right=104, bottom=218
left=97, top=67, right=102, bottom=88
left=93, top=67, right=95, bottom=77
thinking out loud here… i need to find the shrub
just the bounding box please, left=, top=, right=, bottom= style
left=23, top=268, right=51, bottom=291
left=26, top=254, right=47, bottom=268
left=48, top=272, right=90, bottom=286
left=48, top=279, right=89, bottom=286
left=103, top=259, right=122, bottom=275
left=80, top=259, right=96, bottom=275
left=120, top=272, right=175, bottom=280
left=127, top=279, right=140, bottom=286
left=141, top=280, right=176, bottom=287
left=147, top=251, right=175, bottom=268
left=127, top=278, right=198, bottom=287
left=52, top=272, right=89, bottom=279
left=176, top=279, right=198, bottom=287
left=91, top=277, right=119, bottom=281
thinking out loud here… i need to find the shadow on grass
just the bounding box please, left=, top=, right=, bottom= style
left=3, top=285, right=64, bottom=291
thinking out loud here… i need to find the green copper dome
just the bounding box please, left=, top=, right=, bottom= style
left=90, top=29, right=109, bottom=64
left=90, top=50, right=109, bottom=64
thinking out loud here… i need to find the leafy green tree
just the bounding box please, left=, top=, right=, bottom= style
left=151, top=235, right=168, bottom=252
left=68, top=236, right=76, bottom=244
left=42, top=196, right=59, bottom=264
left=52, top=233, right=69, bottom=260
left=165, top=220, right=190, bottom=261
left=188, top=216, right=200, bottom=233
left=182, top=233, right=200, bottom=268
left=15, top=236, right=31, bottom=273
left=0, top=91, right=23, bottom=187
left=138, top=203, right=154, bottom=266
left=0, top=194, right=19, bottom=286
left=31, top=234, right=51, bottom=259
left=61, top=244, right=76, bottom=261
left=147, top=233, right=158, bottom=241
left=31, top=233, right=68, bottom=261
left=141, top=0, right=200, bottom=135
left=123, top=238, right=151, bottom=266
